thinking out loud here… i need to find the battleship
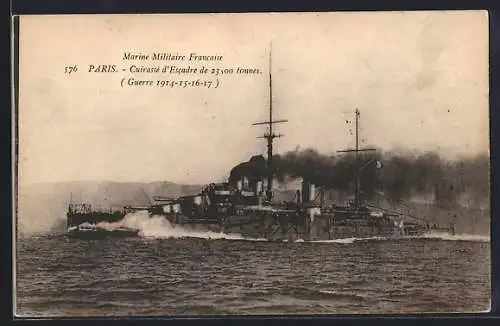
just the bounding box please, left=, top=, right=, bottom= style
left=138, top=107, right=455, bottom=241
left=66, top=52, right=456, bottom=241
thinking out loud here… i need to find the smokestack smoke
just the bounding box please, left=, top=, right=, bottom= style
left=230, top=148, right=489, bottom=208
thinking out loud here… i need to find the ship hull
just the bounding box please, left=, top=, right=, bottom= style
left=66, top=209, right=451, bottom=241
left=159, top=211, right=441, bottom=242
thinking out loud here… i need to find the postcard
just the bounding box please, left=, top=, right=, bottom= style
left=13, top=11, right=490, bottom=316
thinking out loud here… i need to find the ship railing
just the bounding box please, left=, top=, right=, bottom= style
left=369, top=203, right=456, bottom=231
left=68, top=203, right=93, bottom=214
left=152, top=196, right=176, bottom=202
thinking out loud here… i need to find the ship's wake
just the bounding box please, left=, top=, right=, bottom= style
left=417, top=231, right=490, bottom=243
left=95, top=211, right=265, bottom=241
left=290, top=232, right=490, bottom=244
left=306, top=236, right=387, bottom=244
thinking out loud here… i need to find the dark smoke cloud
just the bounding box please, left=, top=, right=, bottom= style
left=230, top=148, right=489, bottom=208
left=274, top=148, right=381, bottom=199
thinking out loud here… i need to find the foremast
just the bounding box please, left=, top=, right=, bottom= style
left=253, top=45, right=287, bottom=202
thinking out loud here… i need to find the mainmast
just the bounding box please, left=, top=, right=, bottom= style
left=337, top=109, right=375, bottom=209
left=253, top=45, right=288, bottom=202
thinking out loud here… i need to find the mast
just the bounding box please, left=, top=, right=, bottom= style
left=355, top=108, right=360, bottom=208
left=253, top=44, right=288, bottom=202
left=140, top=188, right=153, bottom=206
left=337, top=109, right=375, bottom=209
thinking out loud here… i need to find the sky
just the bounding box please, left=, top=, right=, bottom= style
left=17, top=11, right=489, bottom=185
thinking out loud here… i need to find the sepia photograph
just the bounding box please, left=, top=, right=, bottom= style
left=14, top=11, right=490, bottom=316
